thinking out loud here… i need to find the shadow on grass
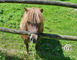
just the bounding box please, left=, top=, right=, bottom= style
left=36, top=38, right=70, bottom=60
left=0, top=50, right=23, bottom=60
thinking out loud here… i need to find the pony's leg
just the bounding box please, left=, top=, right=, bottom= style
left=21, top=35, right=29, bottom=53
left=35, top=42, right=39, bottom=50
left=35, top=38, right=40, bottom=50
left=25, top=43, right=29, bottom=53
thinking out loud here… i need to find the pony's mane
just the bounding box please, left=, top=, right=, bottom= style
left=24, top=8, right=43, bottom=24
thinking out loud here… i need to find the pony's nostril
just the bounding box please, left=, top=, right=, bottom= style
left=30, top=38, right=37, bottom=43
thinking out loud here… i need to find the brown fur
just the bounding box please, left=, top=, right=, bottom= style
left=20, top=7, right=44, bottom=53
left=20, top=8, right=43, bottom=29
left=20, top=7, right=44, bottom=42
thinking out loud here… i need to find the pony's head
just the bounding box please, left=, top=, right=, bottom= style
left=27, top=23, right=40, bottom=43
left=24, top=7, right=43, bottom=43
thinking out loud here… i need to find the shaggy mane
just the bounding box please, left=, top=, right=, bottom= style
left=20, top=8, right=43, bottom=29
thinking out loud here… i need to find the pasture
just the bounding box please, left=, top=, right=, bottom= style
left=0, top=0, right=77, bottom=60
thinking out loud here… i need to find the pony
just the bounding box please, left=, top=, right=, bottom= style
left=20, top=7, right=44, bottom=53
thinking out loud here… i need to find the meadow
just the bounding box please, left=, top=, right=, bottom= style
left=0, top=0, right=77, bottom=60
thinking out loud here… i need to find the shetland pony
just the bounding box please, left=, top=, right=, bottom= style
left=20, top=7, right=44, bottom=53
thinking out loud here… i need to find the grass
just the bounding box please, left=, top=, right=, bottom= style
left=0, top=0, right=77, bottom=60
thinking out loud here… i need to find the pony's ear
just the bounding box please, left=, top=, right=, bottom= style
left=24, top=8, right=28, bottom=12
left=40, top=9, right=43, bottom=13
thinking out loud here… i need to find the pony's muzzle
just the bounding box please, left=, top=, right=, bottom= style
left=29, top=34, right=38, bottom=43
left=30, top=38, right=37, bottom=43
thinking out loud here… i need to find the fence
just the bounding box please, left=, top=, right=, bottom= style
left=0, top=0, right=77, bottom=8
left=0, top=0, right=77, bottom=60
left=0, top=27, right=77, bottom=41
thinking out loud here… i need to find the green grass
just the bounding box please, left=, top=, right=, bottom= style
left=0, top=0, right=77, bottom=60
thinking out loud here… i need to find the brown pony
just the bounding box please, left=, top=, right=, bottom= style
left=20, top=7, right=44, bottom=53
